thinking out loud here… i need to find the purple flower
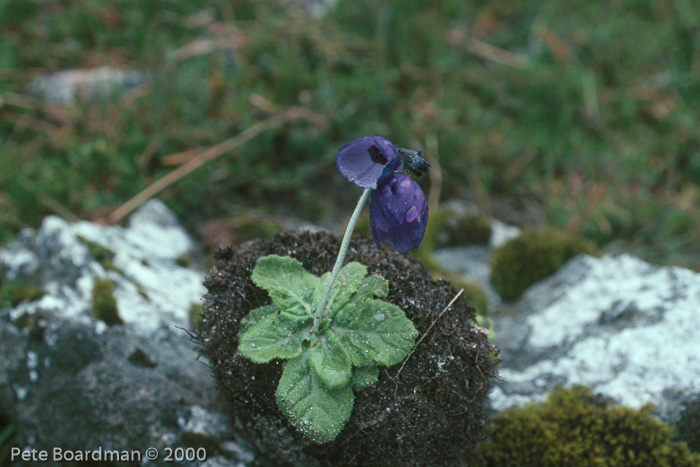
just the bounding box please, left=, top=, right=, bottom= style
left=336, top=136, right=401, bottom=189
left=369, top=173, right=429, bottom=253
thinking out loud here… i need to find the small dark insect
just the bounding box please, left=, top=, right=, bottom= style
left=398, top=148, right=431, bottom=177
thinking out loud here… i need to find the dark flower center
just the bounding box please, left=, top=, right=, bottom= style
left=367, top=145, right=388, bottom=165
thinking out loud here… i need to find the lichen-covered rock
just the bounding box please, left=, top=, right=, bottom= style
left=0, top=200, right=252, bottom=466
left=27, top=67, right=147, bottom=104
left=490, top=254, right=700, bottom=429
left=199, top=231, right=499, bottom=466
left=0, top=200, right=203, bottom=336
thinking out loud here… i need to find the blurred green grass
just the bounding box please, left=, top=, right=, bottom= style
left=1, top=0, right=699, bottom=269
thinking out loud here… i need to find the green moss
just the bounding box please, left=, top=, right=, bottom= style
left=0, top=279, right=46, bottom=307
left=189, top=303, right=203, bottom=328
left=180, top=432, right=220, bottom=454
left=78, top=235, right=122, bottom=273
left=136, top=284, right=149, bottom=300
left=0, top=417, right=15, bottom=466
left=175, top=255, right=192, bottom=268
left=490, top=227, right=597, bottom=301
left=459, top=280, right=489, bottom=318
left=78, top=235, right=115, bottom=263
left=677, top=396, right=700, bottom=453
left=11, top=285, right=46, bottom=306
left=474, top=314, right=496, bottom=341
left=446, top=214, right=492, bottom=246
left=91, top=278, right=122, bottom=326
left=478, top=386, right=700, bottom=467
left=0, top=279, right=21, bottom=307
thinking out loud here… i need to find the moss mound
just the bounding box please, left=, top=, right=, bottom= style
left=490, top=227, right=596, bottom=301
left=445, top=214, right=492, bottom=246
left=478, top=386, right=700, bottom=467
left=198, top=230, right=499, bottom=466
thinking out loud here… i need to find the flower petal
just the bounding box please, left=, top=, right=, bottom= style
left=369, top=174, right=429, bottom=253
left=336, top=137, right=401, bottom=189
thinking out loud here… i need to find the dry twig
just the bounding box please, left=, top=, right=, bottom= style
left=108, top=108, right=312, bottom=224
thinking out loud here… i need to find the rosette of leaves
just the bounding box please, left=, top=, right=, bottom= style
left=237, top=255, right=418, bottom=443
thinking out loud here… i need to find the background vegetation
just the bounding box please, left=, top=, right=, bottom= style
left=1, top=0, right=699, bottom=270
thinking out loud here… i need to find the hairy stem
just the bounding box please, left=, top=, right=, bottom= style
left=314, top=188, right=372, bottom=327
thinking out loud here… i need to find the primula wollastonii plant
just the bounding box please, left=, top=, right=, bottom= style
left=237, top=136, right=430, bottom=443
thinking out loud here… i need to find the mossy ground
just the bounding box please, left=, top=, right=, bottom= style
left=490, top=227, right=597, bottom=301
left=198, top=230, right=499, bottom=466
left=477, top=386, right=700, bottom=467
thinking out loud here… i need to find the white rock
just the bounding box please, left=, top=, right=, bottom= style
left=489, top=220, right=521, bottom=248
left=0, top=199, right=205, bottom=337
left=490, top=253, right=700, bottom=421
left=27, top=67, right=147, bottom=104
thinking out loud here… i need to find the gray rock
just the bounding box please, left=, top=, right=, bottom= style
left=1, top=200, right=204, bottom=337
left=489, top=253, right=700, bottom=423
left=489, top=219, right=520, bottom=248
left=27, top=67, right=147, bottom=104
left=281, top=0, right=339, bottom=17
left=0, top=200, right=252, bottom=466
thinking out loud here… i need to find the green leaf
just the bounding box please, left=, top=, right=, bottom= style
left=276, top=349, right=355, bottom=444
left=332, top=299, right=418, bottom=367
left=327, top=273, right=390, bottom=320
left=239, top=305, right=278, bottom=334
left=309, top=331, right=352, bottom=388
left=251, top=255, right=319, bottom=318
left=351, top=365, right=379, bottom=391
left=238, top=311, right=310, bottom=363
left=313, top=262, right=367, bottom=315
left=353, top=274, right=390, bottom=299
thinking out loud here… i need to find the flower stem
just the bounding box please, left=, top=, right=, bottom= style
left=314, top=188, right=372, bottom=327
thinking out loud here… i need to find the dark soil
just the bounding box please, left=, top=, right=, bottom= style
left=198, top=230, right=499, bottom=466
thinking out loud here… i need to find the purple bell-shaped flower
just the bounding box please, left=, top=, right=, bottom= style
left=335, top=136, right=401, bottom=189
left=369, top=173, right=429, bottom=253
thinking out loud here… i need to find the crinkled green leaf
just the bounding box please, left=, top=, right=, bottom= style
left=239, top=305, right=278, bottom=334
left=238, top=312, right=310, bottom=363
left=332, top=299, right=418, bottom=367
left=251, top=255, right=318, bottom=318
left=276, top=348, right=355, bottom=444
left=309, top=331, right=352, bottom=388
left=328, top=273, right=390, bottom=320
left=313, top=262, right=367, bottom=315
left=351, top=365, right=379, bottom=391
left=353, top=274, right=389, bottom=299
